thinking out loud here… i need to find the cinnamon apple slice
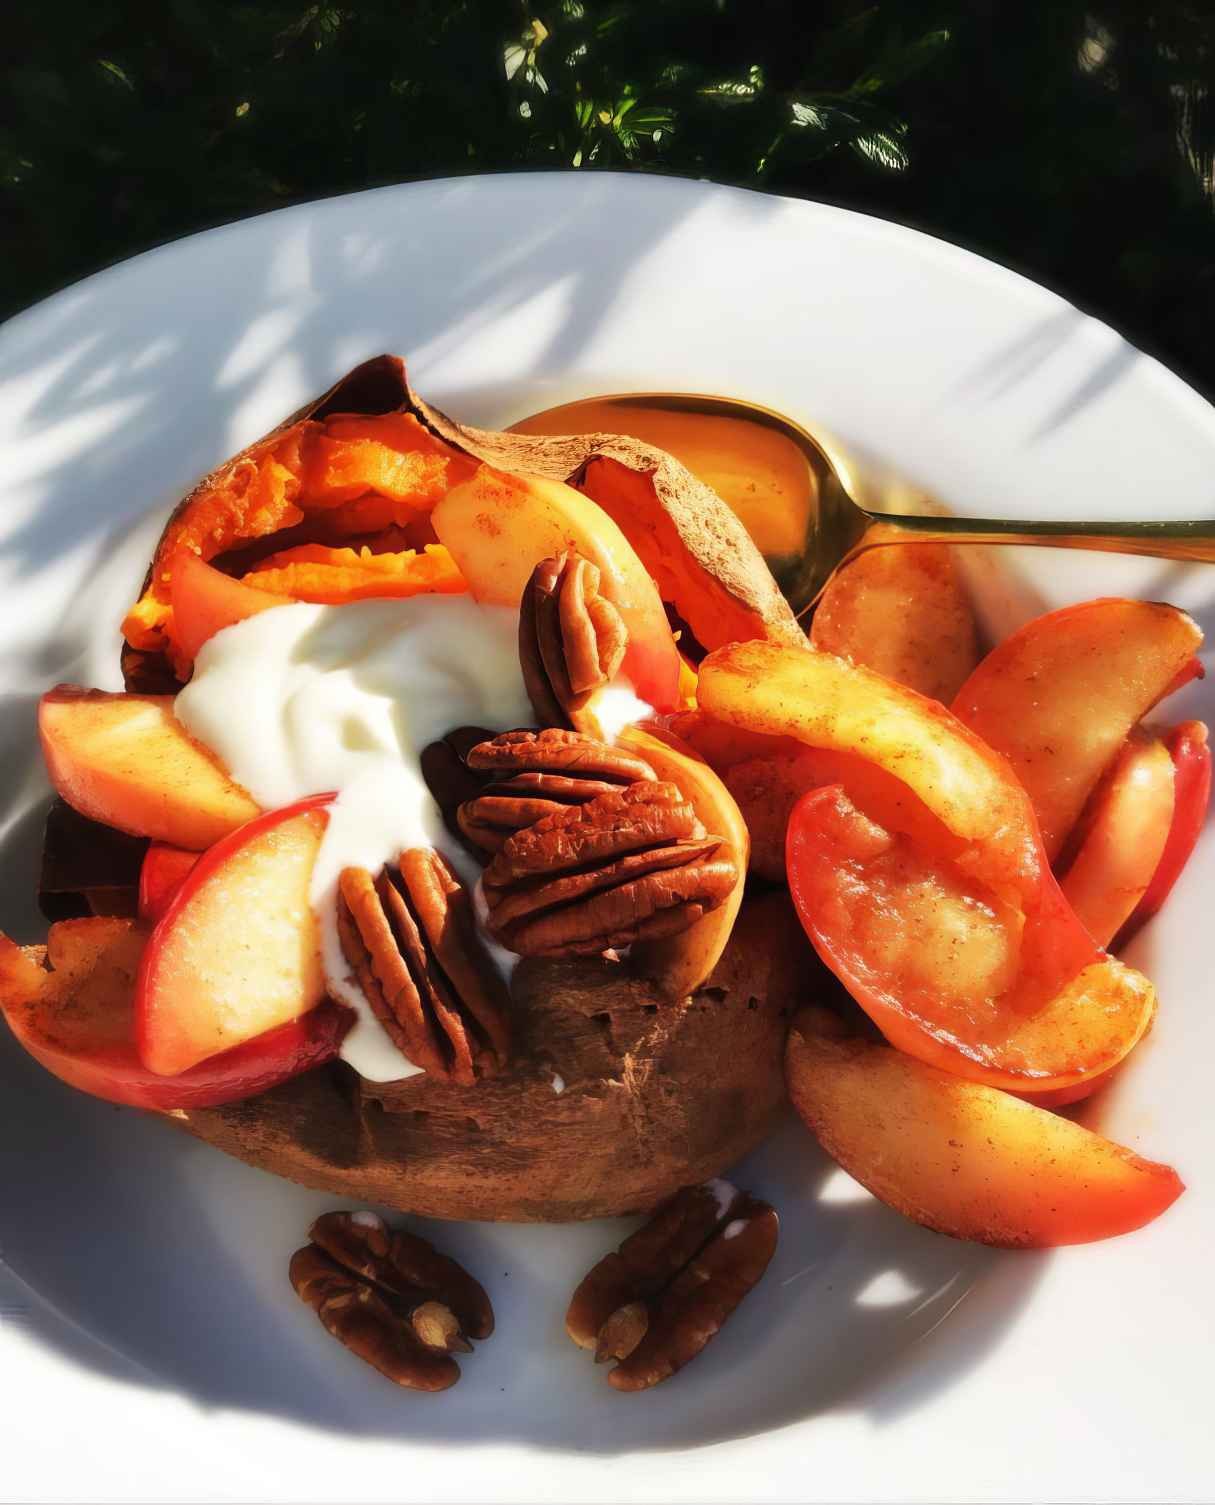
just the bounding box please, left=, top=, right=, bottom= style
left=432, top=464, right=682, bottom=710
left=809, top=543, right=980, bottom=704
left=699, top=643, right=1158, bottom=1093
left=136, top=795, right=333, bottom=1076
left=785, top=783, right=1156, bottom=1095
left=786, top=1009, right=1182, bottom=1247
left=170, top=551, right=285, bottom=666
left=952, top=598, right=1202, bottom=860
left=620, top=723, right=749, bottom=1000
left=1059, top=730, right=1176, bottom=949
left=1119, top=721, right=1212, bottom=944
left=0, top=918, right=347, bottom=1110
left=39, top=684, right=260, bottom=849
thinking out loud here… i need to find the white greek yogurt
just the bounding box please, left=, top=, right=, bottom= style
left=589, top=682, right=653, bottom=744
left=175, top=596, right=535, bottom=1081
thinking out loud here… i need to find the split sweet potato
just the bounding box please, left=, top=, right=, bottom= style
left=121, top=355, right=802, bottom=692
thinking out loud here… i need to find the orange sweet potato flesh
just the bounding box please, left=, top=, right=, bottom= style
left=241, top=544, right=465, bottom=605
left=123, top=377, right=476, bottom=665
left=298, top=413, right=476, bottom=508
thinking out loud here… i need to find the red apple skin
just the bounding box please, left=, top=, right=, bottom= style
left=1116, top=721, right=1211, bottom=946
left=1058, top=731, right=1176, bottom=951
left=136, top=794, right=334, bottom=1076
left=1162, top=658, right=1206, bottom=699
left=15, top=995, right=350, bottom=1111
left=0, top=922, right=348, bottom=1111
left=138, top=844, right=200, bottom=925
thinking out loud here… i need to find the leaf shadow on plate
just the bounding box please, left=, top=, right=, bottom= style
left=0, top=173, right=764, bottom=597
left=943, top=305, right=1144, bottom=444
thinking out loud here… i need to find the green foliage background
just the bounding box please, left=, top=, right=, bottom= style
left=5, top=2, right=1214, bottom=397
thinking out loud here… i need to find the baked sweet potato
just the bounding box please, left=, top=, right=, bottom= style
left=52, top=358, right=820, bottom=1223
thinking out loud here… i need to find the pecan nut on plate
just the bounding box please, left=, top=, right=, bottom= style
left=290, top=1210, right=493, bottom=1391
left=458, top=727, right=656, bottom=855
left=337, top=848, right=511, bottom=1084
left=478, top=777, right=739, bottom=957
left=518, top=549, right=627, bottom=734
left=566, top=1179, right=779, bottom=1390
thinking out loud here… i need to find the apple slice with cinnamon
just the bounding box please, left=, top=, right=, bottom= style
left=39, top=685, right=260, bottom=849
left=0, top=917, right=346, bottom=1110
left=1119, top=720, right=1212, bottom=944
left=786, top=1008, right=1183, bottom=1247
left=810, top=543, right=980, bottom=704
left=432, top=465, right=682, bottom=711
left=952, top=597, right=1202, bottom=861
left=1058, top=729, right=1176, bottom=949
left=136, top=794, right=334, bottom=1076
left=169, top=552, right=285, bottom=664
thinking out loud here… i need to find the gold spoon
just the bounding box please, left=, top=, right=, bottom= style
left=512, top=392, right=1215, bottom=620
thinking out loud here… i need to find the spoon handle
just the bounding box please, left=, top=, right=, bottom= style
left=858, top=512, right=1215, bottom=563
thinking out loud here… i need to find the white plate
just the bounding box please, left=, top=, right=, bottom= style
left=1, top=174, right=1213, bottom=1505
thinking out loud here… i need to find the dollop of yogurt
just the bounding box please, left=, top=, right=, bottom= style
left=176, top=596, right=535, bottom=1081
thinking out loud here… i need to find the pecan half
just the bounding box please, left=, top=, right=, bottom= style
left=566, top=1181, right=778, bottom=1391
left=418, top=725, right=495, bottom=854
left=519, top=550, right=627, bottom=732
left=337, top=849, right=511, bottom=1084
left=290, top=1210, right=493, bottom=1391
left=480, top=781, right=738, bottom=957
left=458, top=728, right=656, bottom=854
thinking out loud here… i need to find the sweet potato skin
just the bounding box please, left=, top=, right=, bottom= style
left=174, top=892, right=808, bottom=1222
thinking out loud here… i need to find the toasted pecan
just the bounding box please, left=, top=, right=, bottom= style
left=480, top=782, right=738, bottom=957
left=458, top=728, right=655, bottom=854
left=519, top=550, right=627, bottom=732
left=566, top=1181, right=778, bottom=1390
left=290, top=1210, right=493, bottom=1390
left=337, top=850, right=510, bottom=1084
